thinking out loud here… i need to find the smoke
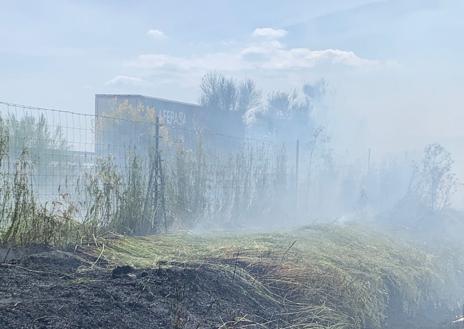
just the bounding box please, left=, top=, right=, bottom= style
left=195, top=69, right=463, bottom=232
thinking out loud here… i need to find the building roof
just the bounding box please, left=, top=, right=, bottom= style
left=95, top=94, right=201, bottom=108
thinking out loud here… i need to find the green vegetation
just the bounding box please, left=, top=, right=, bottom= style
left=0, top=112, right=294, bottom=246
left=0, top=109, right=463, bottom=328
left=0, top=116, right=82, bottom=246
left=102, top=225, right=462, bottom=329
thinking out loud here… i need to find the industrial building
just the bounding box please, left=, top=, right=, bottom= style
left=95, top=94, right=244, bottom=158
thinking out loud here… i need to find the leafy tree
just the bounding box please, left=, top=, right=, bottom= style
left=410, top=144, right=457, bottom=212
left=237, top=79, right=261, bottom=113
left=199, top=72, right=261, bottom=142
left=200, top=72, right=238, bottom=112
left=200, top=72, right=261, bottom=114
left=4, top=113, right=67, bottom=157
left=0, top=113, right=69, bottom=198
left=248, top=80, right=326, bottom=142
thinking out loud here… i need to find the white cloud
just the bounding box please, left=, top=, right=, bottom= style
left=147, top=29, right=167, bottom=40
left=115, top=28, right=383, bottom=103
left=252, top=27, right=287, bottom=39
left=105, top=75, right=146, bottom=87
left=129, top=38, right=378, bottom=72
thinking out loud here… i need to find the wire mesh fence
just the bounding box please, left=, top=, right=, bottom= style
left=0, top=102, right=93, bottom=199
left=2, top=100, right=461, bottom=245
left=0, top=100, right=301, bottom=241
left=0, top=100, right=289, bottom=195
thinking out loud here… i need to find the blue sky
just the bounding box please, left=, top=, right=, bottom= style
left=1, top=0, right=463, bottom=103
left=3, top=0, right=462, bottom=108
left=1, top=0, right=464, bottom=193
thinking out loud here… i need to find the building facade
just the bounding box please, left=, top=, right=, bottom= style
left=95, top=94, right=246, bottom=162
left=95, top=94, right=204, bottom=157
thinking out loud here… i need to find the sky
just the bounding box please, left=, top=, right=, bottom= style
left=1, top=0, right=464, bottom=202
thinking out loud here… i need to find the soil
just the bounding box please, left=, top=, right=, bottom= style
left=0, top=248, right=456, bottom=329
left=0, top=248, right=283, bottom=329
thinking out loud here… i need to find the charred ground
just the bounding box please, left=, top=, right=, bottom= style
left=1, top=250, right=282, bottom=329
left=1, top=225, right=462, bottom=329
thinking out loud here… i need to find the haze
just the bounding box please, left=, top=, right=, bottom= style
left=1, top=0, right=463, bottom=206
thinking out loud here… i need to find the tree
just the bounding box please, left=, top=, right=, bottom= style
left=200, top=72, right=261, bottom=114
left=200, top=72, right=238, bottom=112
left=237, top=79, right=261, bottom=114
left=302, top=79, right=327, bottom=100
left=199, top=72, right=261, bottom=141
left=249, top=80, right=326, bottom=142
left=410, top=144, right=457, bottom=212
left=5, top=114, right=67, bottom=157
left=0, top=113, right=70, bottom=198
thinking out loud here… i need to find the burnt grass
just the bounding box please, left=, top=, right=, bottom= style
left=0, top=246, right=457, bottom=329
left=0, top=249, right=283, bottom=329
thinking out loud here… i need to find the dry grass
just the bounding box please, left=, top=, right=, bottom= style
left=101, top=224, right=462, bottom=329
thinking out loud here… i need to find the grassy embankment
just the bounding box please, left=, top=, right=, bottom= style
left=100, top=225, right=463, bottom=329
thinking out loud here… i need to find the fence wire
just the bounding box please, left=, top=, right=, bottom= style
left=2, top=100, right=460, bottom=234
left=0, top=101, right=295, bottom=226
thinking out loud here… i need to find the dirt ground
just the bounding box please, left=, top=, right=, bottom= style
left=0, top=248, right=283, bottom=329
left=0, top=246, right=457, bottom=329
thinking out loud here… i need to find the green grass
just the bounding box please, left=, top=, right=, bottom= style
left=100, top=224, right=462, bottom=329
